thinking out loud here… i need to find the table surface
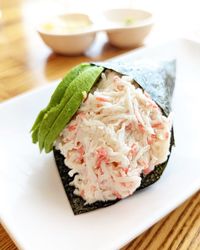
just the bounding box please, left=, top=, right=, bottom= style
left=0, top=0, right=200, bottom=249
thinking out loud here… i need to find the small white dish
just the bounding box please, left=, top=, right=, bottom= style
left=38, top=13, right=96, bottom=55
left=103, top=9, right=153, bottom=48
left=37, top=9, right=153, bottom=55
left=1, top=39, right=200, bottom=250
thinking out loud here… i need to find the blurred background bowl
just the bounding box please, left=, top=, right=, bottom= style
left=104, top=9, right=153, bottom=48
left=38, top=31, right=96, bottom=55
left=38, top=13, right=96, bottom=55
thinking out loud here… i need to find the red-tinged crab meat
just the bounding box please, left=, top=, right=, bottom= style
left=96, top=148, right=109, bottom=168
left=151, top=134, right=157, bottom=139
left=143, top=168, right=152, bottom=175
left=75, top=145, right=85, bottom=163
left=138, top=123, right=145, bottom=133
left=126, top=122, right=134, bottom=131
left=80, top=190, right=85, bottom=197
left=77, top=111, right=85, bottom=118
left=123, top=167, right=129, bottom=174
left=165, top=132, right=169, bottom=139
left=152, top=122, right=164, bottom=129
left=112, top=191, right=122, bottom=199
left=96, top=104, right=103, bottom=108
left=96, top=97, right=109, bottom=102
left=130, top=144, right=138, bottom=156
left=138, top=160, right=148, bottom=169
left=68, top=124, right=77, bottom=131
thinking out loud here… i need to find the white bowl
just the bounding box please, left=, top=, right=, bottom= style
left=38, top=13, right=96, bottom=55
left=104, top=9, right=153, bottom=48
left=37, top=9, right=153, bottom=55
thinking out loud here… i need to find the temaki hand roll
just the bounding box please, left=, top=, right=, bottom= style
left=31, top=60, right=175, bottom=215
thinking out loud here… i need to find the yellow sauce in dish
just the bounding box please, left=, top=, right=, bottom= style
left=124, top=17, right=135, bottom=26
left=41, top=19, right=92, bottom=34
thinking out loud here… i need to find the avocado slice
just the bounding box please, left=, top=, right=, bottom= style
left=37, top=65, right=93, bottom=151
left=31, top=63, right=90, bottom=143
left=37, top=65, right=103, bottom=151
left=44, top=66, right=104, bottom=153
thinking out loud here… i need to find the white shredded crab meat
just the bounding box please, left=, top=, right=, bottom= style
left=56, top=70, right=172, bottom=204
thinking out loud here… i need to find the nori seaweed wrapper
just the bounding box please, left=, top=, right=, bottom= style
left=54, top=60, right=176, bottom=215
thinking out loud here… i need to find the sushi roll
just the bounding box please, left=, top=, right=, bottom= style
left=31, top=60, right=175, bottom=214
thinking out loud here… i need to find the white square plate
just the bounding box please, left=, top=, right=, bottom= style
left=0, top=39, right=200, bottom=250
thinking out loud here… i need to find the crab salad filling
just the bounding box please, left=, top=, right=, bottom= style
left=55, top=70, right=172, bottom=204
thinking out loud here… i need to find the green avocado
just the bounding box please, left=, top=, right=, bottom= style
left=31, top=63, right=90, bottom=143
left=43, top=66, right=104, bottom=153
left=37, top=65, right=103, bottom=151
